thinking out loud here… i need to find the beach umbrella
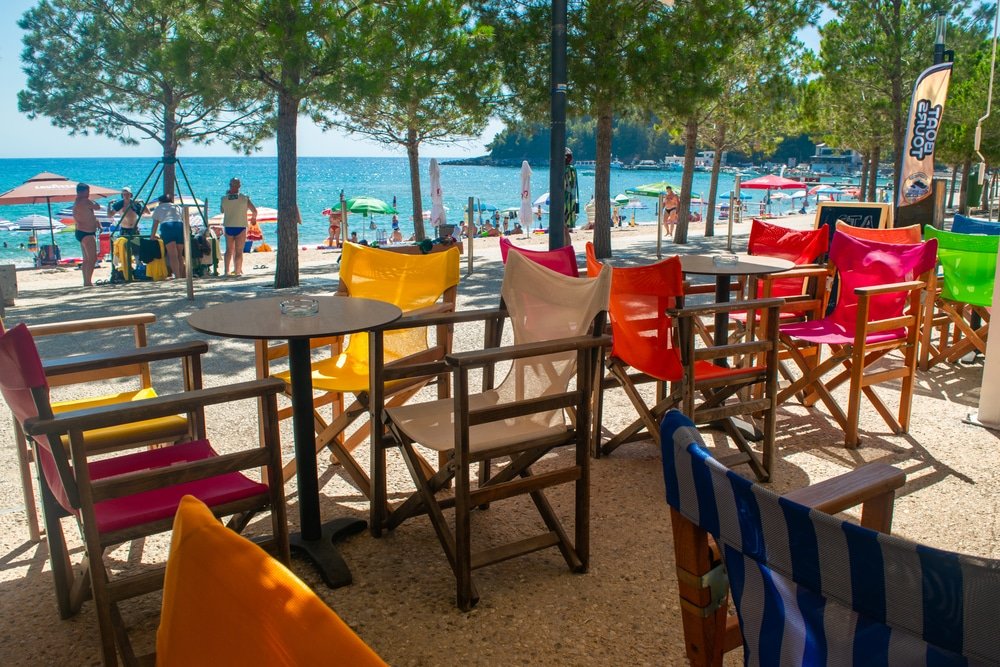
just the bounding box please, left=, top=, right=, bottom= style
left=519, top=161, right=533, bottom=228
left=466, top=201, right=498, bottom=212
left=719, top=192, right=752, bottom=200
left=769, top=192, right=791, bottom=200
left=789, top=190, right=808, bottom=199
left=740, top=175, right=806, bottom=191
left=533, top=192, right=550, bottom=207
left=15, top=214, right=60, bottom=231
left=330, top=196, right=397, bottom=215
left=0, top=172, right=117, bottom=247
left=429, top=158, right=446, bottom=229
left=621, top=199, right=647, bottom=226
left=208, top=206, right=279, bottom=226
left=613, top=193, right=631, bottom=205
left=625, top=181, right=676, bottom=197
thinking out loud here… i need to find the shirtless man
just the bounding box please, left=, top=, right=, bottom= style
left=220, top=177, right=257, bottom=277
left=73, top=183, right=102, bottom=286
left=109, top=186, right=145, bottom=237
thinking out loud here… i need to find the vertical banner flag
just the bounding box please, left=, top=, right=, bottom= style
left=897, top=62, right=953, bottom=208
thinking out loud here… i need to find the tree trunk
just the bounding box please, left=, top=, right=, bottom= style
left=858, top=151, right=869, bottom=202
left=407, top=128, right=425, bottom=241
left=675, top=116, right=698, bottom=244
left=867, top=145, right=880, bottom=202
left=959, top=157, right=970, bottom=214
left=592, top=108, right=613, bottom=259
left=889, top=3, right=905, bottom=193
left=948, top=163, right=959, bottom=209
left=705, top=128, right=725, bottom=237
left=274, top=90, right=300, bottom=289
left=162, top=100, right=177, bottom=197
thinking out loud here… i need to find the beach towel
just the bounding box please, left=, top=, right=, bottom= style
left=139, top=237, right=162, bottom=263
left=145, top=240, right=169, bottom=281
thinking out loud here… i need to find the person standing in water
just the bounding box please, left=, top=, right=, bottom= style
left=73, top=183, right=102, bottom=286
left=220, top=177, right=257, bottom=277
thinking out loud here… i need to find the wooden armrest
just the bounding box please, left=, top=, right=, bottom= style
left=26, top=313, right=157, bottom=337
left=390, top=307, right=506, bottom=328
left=670, top=297, right=784, bottom=318
left=445, top=334, right=611, bottom=369
left=855, top=280, right=925, bottom=297
left=760, top=265, right=829, bottom=281
left=783, top=462, right=905, bottom=533
left=23, top=378, right=285, bottom=435
left=41, top=341, right=208, bottom=377
left=684, top=281, right=741, bottom=296
left=399, top=302, right=456, bottom=319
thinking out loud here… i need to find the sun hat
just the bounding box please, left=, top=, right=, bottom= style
left=122, top=186, right=132, bottom=194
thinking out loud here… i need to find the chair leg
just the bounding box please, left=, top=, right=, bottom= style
left=37, top=472, right=77, bottom=619
left=13, top=419, right=41, bottom=542
left=844, top=346, right=865, bottom=449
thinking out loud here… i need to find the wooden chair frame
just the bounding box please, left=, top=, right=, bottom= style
left=670, top=456, right=905, bottom=666
left=18, top=341, right=289, bottom=666
left=778, top=275, right=930, bottom=448
left=595, top=296, right=783, bottom=481
left=7, top=313, right=192, bottom=543
left=372, top=305, right=609, bottom=610
left=255, top=270, right=458, bottom=498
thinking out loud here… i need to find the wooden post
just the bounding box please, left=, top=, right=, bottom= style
left=183, top=207, right=194, bottom=300
left=656, top=194, right=665, bottom=259
left=466, top=196, right=474, bottom=275
left=340, top=192, right=349, bottom=246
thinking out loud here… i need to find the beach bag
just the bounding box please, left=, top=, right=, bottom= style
left=139, top=237, right=162, bottom=263
left=257, top=242, right=272, bottom=252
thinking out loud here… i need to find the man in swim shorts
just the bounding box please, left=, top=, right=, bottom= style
left=73, top=183, right=102, bottom=286
left=220, top=177, right=257, bottom=276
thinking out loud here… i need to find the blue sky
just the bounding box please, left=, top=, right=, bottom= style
left=0, top=1, right=822, bottom=159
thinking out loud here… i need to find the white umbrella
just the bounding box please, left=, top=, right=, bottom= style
left=519, top=161, right=533, bottom=226
left=770, top=192, right=791, bottom=200
left=429, top=158, right=446, bottom=229
left=533, top=192, right=550, bottom=207
left=15, top=213, right=59, bottom=231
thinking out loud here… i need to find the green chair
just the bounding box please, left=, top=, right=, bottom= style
left=920, top=226, right=997, bottom=369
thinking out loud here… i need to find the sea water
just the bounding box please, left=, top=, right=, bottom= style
left=0, top=156, right=819, bottom=267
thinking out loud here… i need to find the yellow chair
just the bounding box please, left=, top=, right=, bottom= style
left=157, top=495, right=385, bottom=666
left=4, top=313, right=190, bottom=542
left=256, top=242, right=461, bottom=500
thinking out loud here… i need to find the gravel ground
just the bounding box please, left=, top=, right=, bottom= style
left=0, top=217, right=996, bottom=665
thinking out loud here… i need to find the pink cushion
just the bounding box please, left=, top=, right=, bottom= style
left=89, top=440, right=268, bottom=534
left=780, top=319, right=904, bottom=346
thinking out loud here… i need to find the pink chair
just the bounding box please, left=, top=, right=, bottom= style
left=777, top=231, right=937, bottom=448
left=499, top=237, right=579, bottom=276
left=0, top=323, right=289, bottom=664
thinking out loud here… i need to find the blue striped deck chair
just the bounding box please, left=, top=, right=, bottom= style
left=952, top=214, right=1000, bottom=236
left=660, top=410, right=1000, bottom=666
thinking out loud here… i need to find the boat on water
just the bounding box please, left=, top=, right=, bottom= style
left=633, top=160, right=660, bottom=170
left=0, top=220, right=17, bottom=231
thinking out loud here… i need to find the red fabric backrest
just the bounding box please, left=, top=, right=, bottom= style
left=586, top=243, right=685, bottom=382
left=748, top=219, right=829, bottom=297
left=0, top=324, right=73, bottom=512
left=829, top=231, right=938, bottom=331
left=500, top=237, right=580, bottom=277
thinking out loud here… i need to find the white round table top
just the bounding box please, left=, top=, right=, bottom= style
left=188, top=295, right=402, bottom=341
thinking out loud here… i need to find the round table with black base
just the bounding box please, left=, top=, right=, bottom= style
left=188, top=296, right=402, bottom=588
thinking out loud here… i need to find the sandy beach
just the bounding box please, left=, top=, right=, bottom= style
left=1, top=214, right=997, bottom=665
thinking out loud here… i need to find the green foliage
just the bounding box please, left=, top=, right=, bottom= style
left=18, top=0, right=268, bottom=159
left=321, top=0, right=502, bottom=240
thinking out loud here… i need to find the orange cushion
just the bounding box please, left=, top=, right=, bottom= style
left=157, top=496, right=386, bottom=666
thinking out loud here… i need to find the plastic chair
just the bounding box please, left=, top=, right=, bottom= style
left=2, top=313, right=191, bottom=543
left=0, top=323, right=289, bottom=665
left=836, top=223, right=923, bottom=244
left=952, top=213, right=1000, bottom=235
left=157, top=495, right=385, bottom=666
left=920, top=227, right=997, bottom=369
left=778, top=231, right=937, bottom=448
left=499, top=236, right=580, bottom=276
left=374, top=251, right=611, bottom=610
left=586, top=243, right=782, bottom=481
left=256, top=242, right=460, bottom=501
left=658, top=411, right=1000, bottom=667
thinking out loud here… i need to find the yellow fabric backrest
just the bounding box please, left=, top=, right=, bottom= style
left=339, top=243, right=461, bottom=363
left=157, top=495, right=386, bottom=666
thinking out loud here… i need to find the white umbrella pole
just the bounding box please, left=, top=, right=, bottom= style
left=466, top=196, right=474, bottom=276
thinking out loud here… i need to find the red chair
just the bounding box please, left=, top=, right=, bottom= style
left=0, top=323, right=289, bottom=664
left=500, top=236, right=579, bottom=276
left=747, top=218, right=829, bottom=298
left=778, top=231, right=937, bottom=448
left=586, top=243, right=782, bottom=480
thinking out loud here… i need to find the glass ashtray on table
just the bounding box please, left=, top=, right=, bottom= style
left=280, top=298, right=319, bottom=317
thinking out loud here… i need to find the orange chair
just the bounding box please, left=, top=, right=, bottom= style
left=586, top=243, right=781, bottom=480
left=836, top=223, right=922, bottom=244
left=158, top=495, right=385, bottom=666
